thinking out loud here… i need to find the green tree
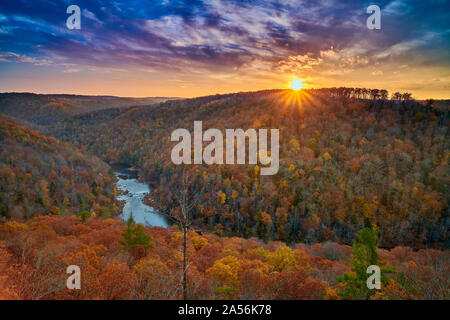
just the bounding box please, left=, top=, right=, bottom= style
left=77, top=203, right=90, bottom=224
left=336, top=227, right=394, bottom=299
left=120, top=216, right=153, bottom=256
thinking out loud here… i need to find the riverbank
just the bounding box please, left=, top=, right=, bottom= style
left=112, top=163, right=171, bottom=227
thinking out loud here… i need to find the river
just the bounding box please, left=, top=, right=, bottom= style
left=113, top=164, right=171, bottom=227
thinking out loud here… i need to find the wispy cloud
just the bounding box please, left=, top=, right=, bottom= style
left=0, top=0, right=448, bottom=98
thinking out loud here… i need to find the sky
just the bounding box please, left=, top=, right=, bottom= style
left=0, top=0, right=449, bottom=98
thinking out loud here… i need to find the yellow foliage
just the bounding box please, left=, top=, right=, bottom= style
left=103, top=218, right=122, bottom=225
left=51, top=205, right=61, bottom=215
left=324, top=287, right=341, bottom=300
left=254, top=165, right=260, bottom=177
left=134, top=257, right=170, bottom=281
left=217, top=191, right=226, bottom=205
left=192, top=236, right=208, bottom=251
left=288, top=138, right=300, bottom=152
left=308, top=138, right=318, bottom=150
left=279, top=179, right=288, bottom=189
left=370, top=291, right=389, bottom=300
left=206, top=255, right=241, bottom=285
left=252, top=247, right=269, bottom=259
left=0, top=221, right=28, bottom=233
left=266, top=246, right=296, bottom=272
left=260, top=211, right=272, bottom=224
left=311, top=213, right=320, bottom=227
left=222, top=249, right=239, bottom=256
left=63, top=198, right=70, bottom=207
left=171, top=231, right=183, bottom=243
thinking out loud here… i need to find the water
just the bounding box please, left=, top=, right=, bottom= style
left=114, top=165, right=170, bottom=227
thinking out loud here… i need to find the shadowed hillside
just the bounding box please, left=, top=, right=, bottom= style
left=0, top=120, right=119, bottom=219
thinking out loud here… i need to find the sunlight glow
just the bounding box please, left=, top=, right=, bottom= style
left=291, top=78, right=303, bottom=91
left=276, top=86, right=315, bottom=114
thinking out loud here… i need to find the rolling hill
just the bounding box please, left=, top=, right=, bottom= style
left=0, top=88, right=448, bottom=301
left=0, top=93, right=178, bottom=125
left=0, top=120, right=119, bottom=219
left=45, top=88, right=449, bottom=249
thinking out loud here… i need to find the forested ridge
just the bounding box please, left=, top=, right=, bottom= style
left=0, top=93, right=176, bottom=125
left=0, top=120, right=119, bottom=219
left=47, top=89, right=449, bottom=249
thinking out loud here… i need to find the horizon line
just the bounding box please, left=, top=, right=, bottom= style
left=1, top=88, right=449, bottom=101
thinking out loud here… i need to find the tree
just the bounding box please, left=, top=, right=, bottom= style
left=401, top=92, right=412, bottom=102
left=120, top=216, right=153, bottom=258
left=379, top=89, right=388, bottom=100
left=158, top=168, right=202, bottom=299
left=77, top=204, right=90, bottom=224
left=336, top=227, right=394, bottom=299
left=133, top=257, right=177, bottom=299
left=206, top=255, right=241, bottom=299
left=392, top=92, right=402, bottom=101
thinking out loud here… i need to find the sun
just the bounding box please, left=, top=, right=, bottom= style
left=291, top=78, right=303, bottom=91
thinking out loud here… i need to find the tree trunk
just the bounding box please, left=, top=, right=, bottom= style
left=183, top=225, right=187, bottom=300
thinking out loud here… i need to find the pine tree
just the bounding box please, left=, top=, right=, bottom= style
left=336, top=227, right=394, bottom=299
left=77, top=203, right=90, bottom=224
left=120, top=216, right=153, bottom=258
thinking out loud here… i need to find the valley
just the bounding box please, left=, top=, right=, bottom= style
left=0, top=89, right=448, bottom=300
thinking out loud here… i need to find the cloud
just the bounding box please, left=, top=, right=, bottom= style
left=0, top=0, right=448, bottom=96
left=0, top=51, right=51, bottom=65
left=63, top=68, right=80, bottom=73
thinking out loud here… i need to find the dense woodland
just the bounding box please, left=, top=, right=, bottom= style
left=47, top=89, right=449, bottom=249
left=0, top=89, right=448, bottom=300
left=0, top=216, right=448, bottom=299
left=0, top=121, right=119, bottom=219
left=0, top=93, right=173, bottom=125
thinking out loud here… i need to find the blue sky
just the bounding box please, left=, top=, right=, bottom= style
left=0, top=0, right=449, bottom=98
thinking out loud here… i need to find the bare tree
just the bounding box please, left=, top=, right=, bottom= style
left=155, top=167, right=202, bottom=300
left=174, top=170, right=197, bottom=300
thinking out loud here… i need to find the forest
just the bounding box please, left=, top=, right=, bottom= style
left=0, top=88, right=448, bottom=300
left=0, top=120, right=119, bottom=220
left=0, top=93, right=174, bottom=125
left=46, top=88, right=449, bottom=248
left=0, top=216, right=448, bottom=299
